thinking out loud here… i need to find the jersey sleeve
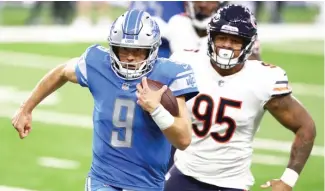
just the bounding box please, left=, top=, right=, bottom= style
left=262, top=66, right=292, bottom=106
left=74, top=45, right=97, bottom=87
left=168, top=61, right=199, bottom=101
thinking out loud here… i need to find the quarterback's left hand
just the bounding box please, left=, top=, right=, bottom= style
left=136, top=77, right=167, bottom=114
left=261, top=179, right=292, bottom=191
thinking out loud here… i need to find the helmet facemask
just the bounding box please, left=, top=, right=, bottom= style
left=208, top=31, right=256, bottom=69
left=109, top=42, right=160, bottom=80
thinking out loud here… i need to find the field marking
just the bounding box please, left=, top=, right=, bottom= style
left=0, top=51, right=66, bottom=70
left=0, top=106, right=92, bottom=129
left=0, top=186, right=37, bottom=191
left=0, top=25, right=322, bottom=43
left=262, top=41, right=324, bottom=56
left=38, top=157, right=80, bottom=169
left=252, top=154, right=287, bottom=166
left=291, top=83, right=323, bottom=98
left=254, top=138, right=324, bottom=157
left=0, top=105, right=323, bottom=157
left=0, top=85, right=59, bottom=106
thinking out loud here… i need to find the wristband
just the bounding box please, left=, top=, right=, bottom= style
left=280, top=168, right=299, bottom=187
left=150, top=104, right=175, bottom=131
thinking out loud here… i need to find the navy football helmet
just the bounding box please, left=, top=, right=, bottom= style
left=207, top=4, right=257, bottom=69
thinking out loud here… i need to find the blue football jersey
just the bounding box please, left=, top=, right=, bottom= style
left=129, top=1, right=185, bottom=58
left=74, top=44, right=198, bottom=191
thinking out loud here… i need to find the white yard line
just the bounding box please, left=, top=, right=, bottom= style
left=0, top=25, right=322, bottom=43
left=0, top=186, right=37, bottom=191
left=0, top=51, right=66, bottom=70
left=252, top=154, right=287, bottom=166
left=262, top=41, right=324, bottom=55
left=0, top=105, right=92, bottom=128
left=254, top=138, right=324, bottom=157
left=0, top=85, right=59, bottom=106
left=291, top=83, right=324, bottom=98
left=37, top=157, right=80, bottom=170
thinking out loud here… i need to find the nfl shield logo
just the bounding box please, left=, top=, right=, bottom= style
left=122, top=83, right=129, bottom=91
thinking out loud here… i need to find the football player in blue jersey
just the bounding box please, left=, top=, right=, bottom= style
left=11, top=10, right=199, bottom=191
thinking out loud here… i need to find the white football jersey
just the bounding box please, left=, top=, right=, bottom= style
left=166, top=14, right=208, bottom=53
left=170, top=50, right=291, bottom=190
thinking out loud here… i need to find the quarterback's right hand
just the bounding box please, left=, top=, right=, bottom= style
left=136, top=77, right=167, bottom=114
left=11, top=107, right=32, bottom=139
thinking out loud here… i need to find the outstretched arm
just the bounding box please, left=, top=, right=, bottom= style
left=12, top=58, right=81, bottom=139
left=21, top=58, right=79, bottom=113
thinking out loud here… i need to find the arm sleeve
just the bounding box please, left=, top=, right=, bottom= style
left=169, top=63, right=199, bottom=101
left=261, top=66, right=292, bottom=106
left=74, top=46, right=95, bottom=87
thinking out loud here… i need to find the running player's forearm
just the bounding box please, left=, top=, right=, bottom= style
left=288, top=123, right=316, bottom=174
left=21, top=64, right=69, bottom=112
left=162, top=117, right=191, bottom=150
left=265, top=94, right=316, bottom=174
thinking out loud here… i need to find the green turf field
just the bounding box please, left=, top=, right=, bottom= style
left=0, top=40, right=323, bottom=191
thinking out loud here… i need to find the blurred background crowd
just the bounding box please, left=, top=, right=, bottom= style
left=0, top=1, right=323, bottom=26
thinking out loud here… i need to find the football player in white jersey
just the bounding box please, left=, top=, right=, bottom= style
left=165, top=4, right=316, bottom=191
left=166, top=1, right=261, bottom=170
left=166, top=1, right=261, bottom=60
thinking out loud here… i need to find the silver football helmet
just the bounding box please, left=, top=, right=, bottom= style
left=108, top=10, right=161, bottom=80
